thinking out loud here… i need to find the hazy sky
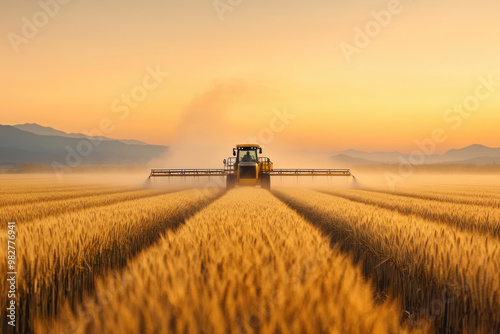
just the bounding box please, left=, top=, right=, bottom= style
left=1, top=0, right=499, bottom=153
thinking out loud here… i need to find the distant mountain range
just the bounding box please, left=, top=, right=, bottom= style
left=0, top=123, right=167, bottom=167
left=331, top=144, right=500, bottom=165
left=1, top=123, right=498, bottom=168
left=13, top=123, right=148, bottom=146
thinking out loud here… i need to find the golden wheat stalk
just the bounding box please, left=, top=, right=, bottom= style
left=0, top=188, right=222, bottom=332
left=0, top=187, right=178, bottom=225
left=37, top=188, right=426, bottom=334
left=321, top=188, right=500, bottom=237
left=274, top=187, right=500, bottom=332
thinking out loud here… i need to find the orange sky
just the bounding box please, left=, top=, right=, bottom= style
left=1, top=0, right=499, bottom=153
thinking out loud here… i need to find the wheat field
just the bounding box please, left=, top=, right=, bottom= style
left=1, top=176, right=499, bottom=333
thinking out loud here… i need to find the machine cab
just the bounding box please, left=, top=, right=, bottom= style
left=234, top=145, right=261, bottom=165
left=233, top=145, right=261, bottom=181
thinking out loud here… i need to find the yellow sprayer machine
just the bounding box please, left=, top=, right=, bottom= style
left=149, top=144, right=354, bottom=190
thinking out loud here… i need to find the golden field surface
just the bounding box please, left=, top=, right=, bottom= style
left=1, top=175, right=499, bottom=334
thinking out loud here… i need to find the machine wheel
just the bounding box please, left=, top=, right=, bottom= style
left=261, top=173, right=271, bottom=190
left=226, top=174, right=236, bottom=190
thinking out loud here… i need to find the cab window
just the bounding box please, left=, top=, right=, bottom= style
left=237, top=149, right=257, bottom=163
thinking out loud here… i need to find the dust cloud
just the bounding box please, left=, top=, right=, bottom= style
left=149, top=82, right=247, bottom=169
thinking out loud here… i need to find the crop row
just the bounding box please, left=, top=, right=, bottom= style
left=0, top=186, right=139, bottom=207
left=0, top=188, right=178, bottom=225
left=322, top=188, right=500, bottom=238
left=37, top=188, right=423, bottom=334
left=363, top=187, right=500, bottom=208
left=274, top=188, right=500, bottom=333
left=0, top=188, right=222, bottom=333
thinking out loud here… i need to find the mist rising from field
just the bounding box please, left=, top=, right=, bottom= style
left=273, top=168, right=500, bottom=191
left=3, top=169, right=500, bottom=194
left=9, top=161, right=500, bottom=192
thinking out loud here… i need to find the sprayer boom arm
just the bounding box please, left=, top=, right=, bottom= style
left=149, top=168, right=352, bottom=177
left=269, top=169, right=352, bottom=176
left=149, top=169, right=226, bottom=177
